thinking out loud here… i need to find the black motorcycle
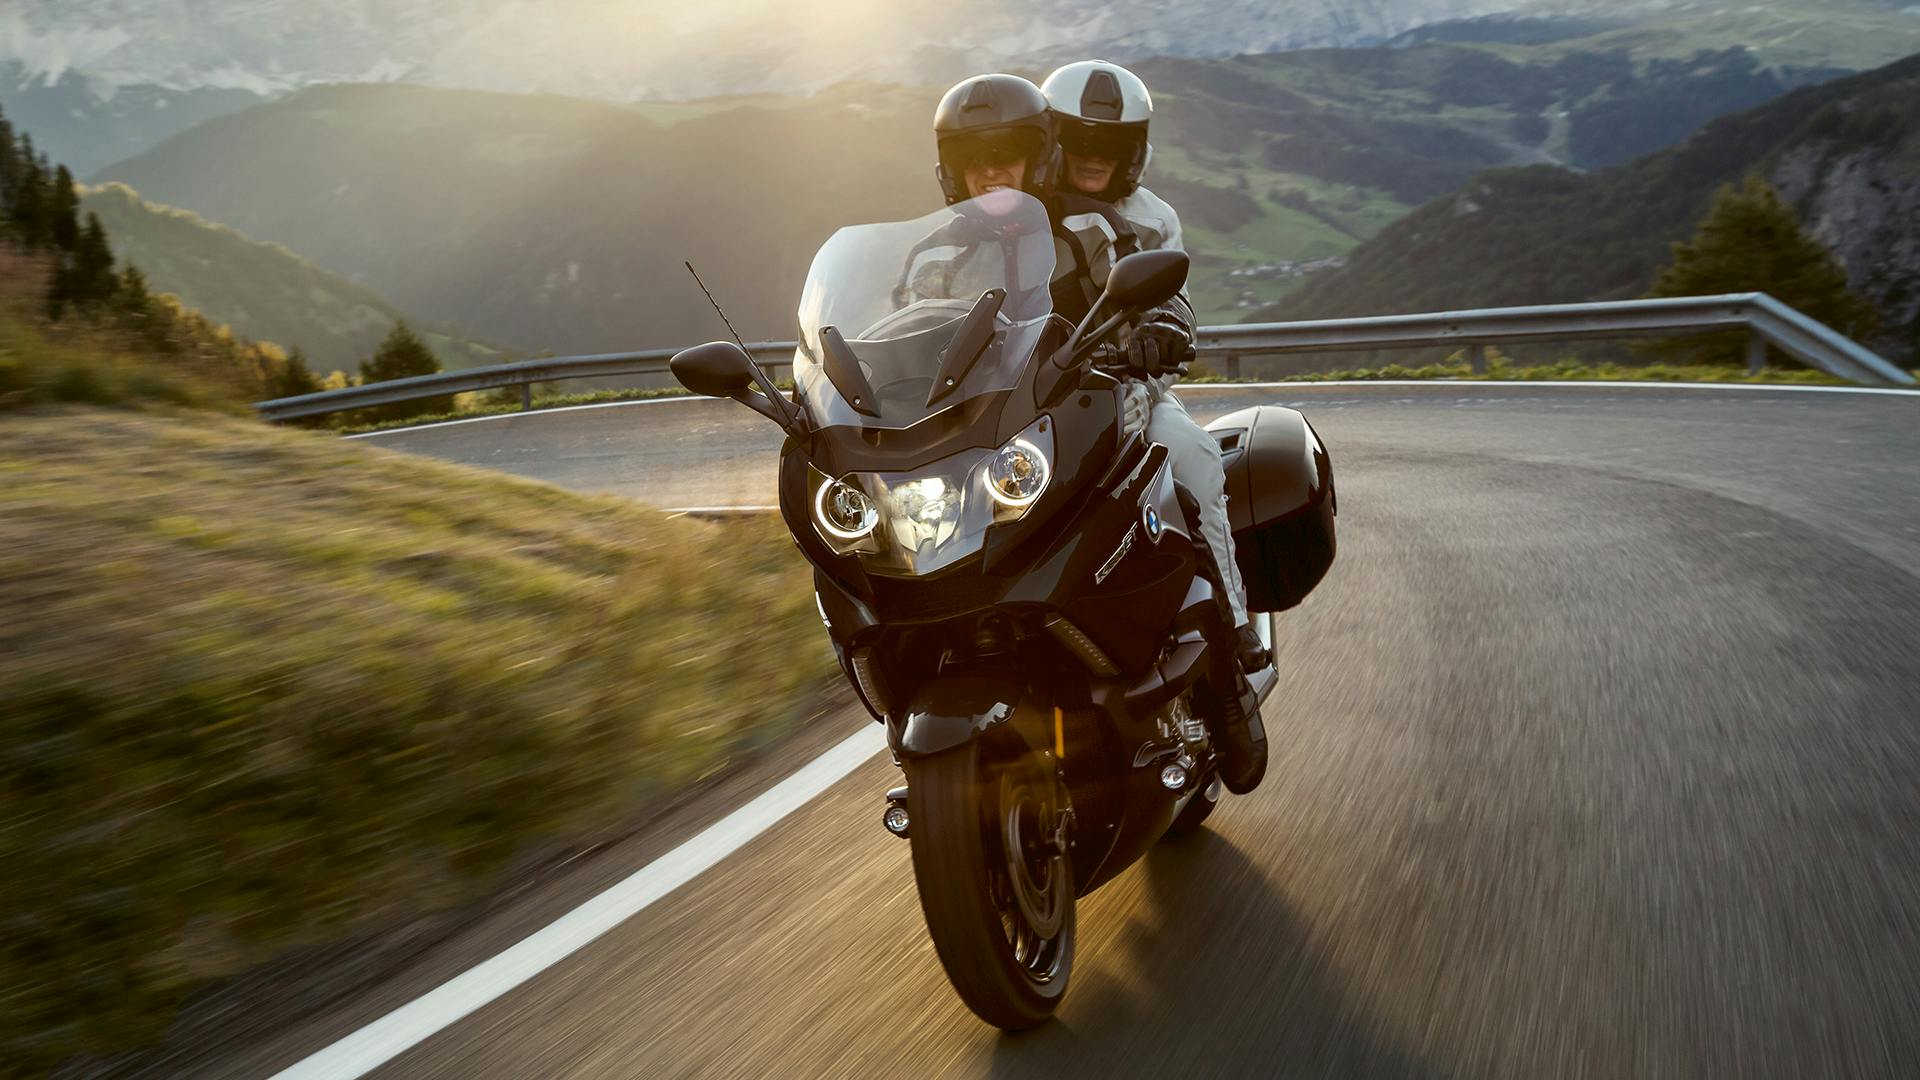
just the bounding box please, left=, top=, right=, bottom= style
left=671, top=191, right=1335, bottom=1028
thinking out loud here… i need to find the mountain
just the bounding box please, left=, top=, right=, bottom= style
left=0, top=1, right=1549, bottom=102
left=9, top=1, right=1917, bottom=106
left=1399, top=2, right=1920, bottom=70
left=80, top=182, right=504, bottom=373
left=90, top=82, right=943, bottom=355
left=89, top=13, right=1904, bottom=344
left=83, top=71, right=1528, bottom=347
left=0, top=61, right=268, bottom=175
left=1258, top=53, right=1920, bottom=365
left=9, top=0, right=1916, bottom=177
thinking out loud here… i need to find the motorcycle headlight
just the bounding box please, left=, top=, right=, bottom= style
left=814, top=475, right=878, bottom=542
left=892, top=475, right=959, bottom=525
left=884, top=474, right=963, bottom=552
left=804, top=416, right=1054, bottom=574
left=985, top=438, right=1049, bottom=508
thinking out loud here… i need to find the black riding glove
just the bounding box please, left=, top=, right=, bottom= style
left=1125, top=320, right=1196, bottom=379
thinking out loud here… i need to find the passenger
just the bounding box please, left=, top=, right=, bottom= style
left=1041, top=59, right=1270, bottom=679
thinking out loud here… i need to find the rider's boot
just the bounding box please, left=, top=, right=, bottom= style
left=1174, top=482, right=1269, bottom=794
left=1236, top=622, right=1271, bottom=676
left=1212, top=667, right=1268, bottom=795
left=1215, top=625, right=1273, bottom=793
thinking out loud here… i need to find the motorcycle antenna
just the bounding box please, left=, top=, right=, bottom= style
left=684, top=260, right=797, bottom=428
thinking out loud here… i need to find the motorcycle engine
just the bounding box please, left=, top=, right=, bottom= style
left=1163, top=694, right=1208, bottom=750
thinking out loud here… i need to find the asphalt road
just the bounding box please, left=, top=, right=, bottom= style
left=306, top=384, right=1920, bottom=1078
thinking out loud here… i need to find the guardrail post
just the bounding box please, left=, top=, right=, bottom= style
left=1225, top=352, right=1241, bottom=380
left=521, top=384, right=532, bottom=411
left=1746, top=332, right=1767, bottom=375
left=1466, top=344, right=1487, bottom=375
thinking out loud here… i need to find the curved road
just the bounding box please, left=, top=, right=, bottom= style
left=258, top=384, right=1919, bottom=1077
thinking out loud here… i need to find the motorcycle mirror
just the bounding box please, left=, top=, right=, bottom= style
left=670, top=340, right=756, bottom=398
left=670, top=341, right=803, bottom=433
left=1104, top=249, right=1190, bottom=313
left=1052, top=249, right=1193, bottom=374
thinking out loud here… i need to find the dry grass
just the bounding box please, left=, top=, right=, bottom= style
left=0, top=247, right=267, bottom=415
left=0, top=408, right=826, bottom=1074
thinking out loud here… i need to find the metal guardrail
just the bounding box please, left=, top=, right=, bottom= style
left=259, top=342, right=799, bottom=422
left=1194, top=293, right=1914, bottom=386
left=256, top=292, right=1913, bottom=422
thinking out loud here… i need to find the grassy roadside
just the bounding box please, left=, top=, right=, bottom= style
left=0, top=408, right=827, bottom=1075
left=1182, top=357, right=1871, bottom=386
left=0, top=248, right=275, bottom=417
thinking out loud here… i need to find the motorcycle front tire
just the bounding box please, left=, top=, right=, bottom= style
left=905, top=737, right=1075, bottom=1029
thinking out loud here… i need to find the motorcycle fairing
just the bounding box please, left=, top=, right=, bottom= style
left=888, top=671, right=1033, bottom=758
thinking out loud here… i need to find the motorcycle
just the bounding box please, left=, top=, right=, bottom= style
left=670, top=190, right=1336, bottom=1028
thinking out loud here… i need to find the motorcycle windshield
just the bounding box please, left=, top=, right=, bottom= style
left=794, top=190, right=1056, bottom=431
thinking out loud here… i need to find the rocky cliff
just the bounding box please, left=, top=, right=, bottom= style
left=1265, top=53, right=1920, bottom=365
left=1771, top=103, right=1920, bottom=360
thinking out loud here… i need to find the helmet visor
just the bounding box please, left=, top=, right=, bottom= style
left=941, top=126, right=1048, bottom=176
left=1057, top=119, right=1143, bottom=164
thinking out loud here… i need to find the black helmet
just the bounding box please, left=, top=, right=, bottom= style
left=933, top=74, right=1060, bottom=205
left=1041, top=60, right=1154, bottom=201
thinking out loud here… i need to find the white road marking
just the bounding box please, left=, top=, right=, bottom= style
left=270, top=723, right=888, bottom=1080
left=664, top=505, right=780, bottom=517
left=347, top=394, right=723, bottom=439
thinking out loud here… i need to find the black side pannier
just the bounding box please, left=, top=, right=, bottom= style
left=1205, top=405, right=1337, bottom=613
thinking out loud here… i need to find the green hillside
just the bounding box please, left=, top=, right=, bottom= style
left=0, top=405, right=825, bottom=1074
left=1260, top=53, right=1920, bottom=365
left=1518, top=1, right=1920, bottom=71
left=89, top=10, right=1917, bottom=348
left=0, top=108, right=832, bottom=1070
left=80, top=183, right=503, bottom=374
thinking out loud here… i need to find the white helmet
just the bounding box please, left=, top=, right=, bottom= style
left=1041, top=60, right=1154, bottom=200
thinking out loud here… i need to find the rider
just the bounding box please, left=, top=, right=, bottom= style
left=932, top=73, right=1059, bottom=205
left=1040, top=60, right=1270, bottom=680
left=926, top=72, right=1269, bottom=791
left=904, top=73, right=1063, bottom=309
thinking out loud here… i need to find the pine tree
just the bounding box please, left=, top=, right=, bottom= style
left=79, top=215, right=117, bottom=299
left=49, top=165, right=80, bottom=251
left=1643, top=176, right=1879, bottom=366
left=113, top=264, right=154, bottom=322
left=10, top=134, right=48, bottom=248
left=358, top=321, right=441, bottom=383
left=48, top=214, right=118, bottom=319
left=356, top=321, right=451, bottom=422
left=0, top=108, right=18, bottom=221
left=269, top=346, right=324, bottom=399
left=111, top=264, right=179, bottom=349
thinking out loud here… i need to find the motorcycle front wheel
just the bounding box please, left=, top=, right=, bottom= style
left=905, top=736, right=1075, bottom=1029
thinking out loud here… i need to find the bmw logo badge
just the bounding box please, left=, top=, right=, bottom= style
left=1143, top=504, right=1162, bottom=541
